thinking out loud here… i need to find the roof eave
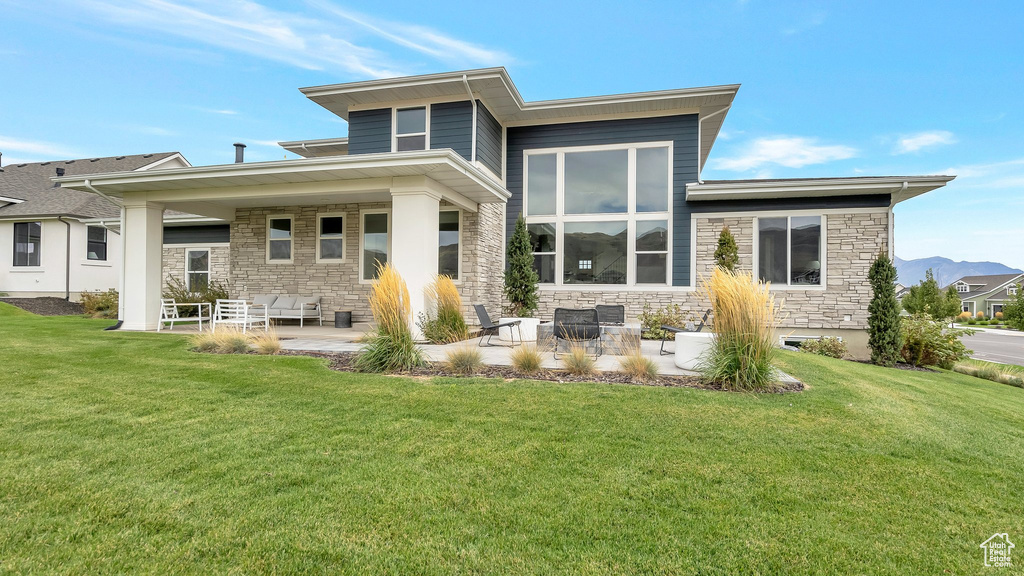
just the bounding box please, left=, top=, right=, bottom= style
left=686, top=176, right=955, bottom=203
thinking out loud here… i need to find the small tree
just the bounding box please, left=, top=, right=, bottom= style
left=902, top=268, right=960, bottom=322
left=503, top=213, right=539, bottom=317
left=868, top=252, right=902, bottom=367
left=714, top=226, right=739, bottom=271
left=938, top=285, right=963, bottom=325
left=1003, top=283, right=1024, bottom=330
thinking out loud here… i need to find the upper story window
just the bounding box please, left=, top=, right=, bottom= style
left=13, top=221, right=41, bottom=267
left=87, top=226, right=107, bottom=261
left=524, top=143, right=672, bottom=286
left=757, top=216, right=823, bottom=287
left=1010, top=285, right=1019, bottom=296
left=956, top=282, right=969, bottom=293
left=394, top=106, right=427, bottom=151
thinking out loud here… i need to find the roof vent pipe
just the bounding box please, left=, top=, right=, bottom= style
left=234, top=142, right=246, bottom=163
left=53, top=167, right=65, bottom=186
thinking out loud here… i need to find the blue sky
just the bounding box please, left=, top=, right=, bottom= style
left=1, top=0, right=1022, bottom=268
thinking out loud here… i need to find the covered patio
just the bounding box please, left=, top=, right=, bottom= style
left=56, top=150, right=510, bottom=335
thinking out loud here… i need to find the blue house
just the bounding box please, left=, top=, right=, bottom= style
left=57, top=68, right=952, bottom=356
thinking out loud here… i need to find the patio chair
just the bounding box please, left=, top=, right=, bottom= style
left=474, top=304, right=522, bottom=347
left=595, top=304, right=625, bottom=325
left=213, top=299, right=268, bottom=333
left=659, top=309, right=712, bottom=355
left=158, top=298, right=211, bottom=332
left=553, top=307, right=602, bottom=358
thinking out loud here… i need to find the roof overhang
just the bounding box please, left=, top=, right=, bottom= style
left=299, top=67, right=739, bottom=170
left=686, top=175, right=955, bottom=206
left=279, top=137, right=349, bottom=158
left=54, top=150, right=510, bottom=219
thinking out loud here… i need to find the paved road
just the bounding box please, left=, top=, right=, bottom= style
left=960, top=328, right=1024, bottom=367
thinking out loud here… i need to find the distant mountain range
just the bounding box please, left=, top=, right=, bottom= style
left=895, top=256, right=1022, bottom=287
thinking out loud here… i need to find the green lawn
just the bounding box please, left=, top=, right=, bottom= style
left=1, top=303, right=1022, bottom=574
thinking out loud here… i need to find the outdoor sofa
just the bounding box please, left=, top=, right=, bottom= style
left=250, top=295, right=323, bottom=327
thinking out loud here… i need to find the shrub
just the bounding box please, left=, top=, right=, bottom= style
left=976, top=311, right=985, bottom=319
left=445, top=346, right=483, bottom=376
left=900, top=314, right=973, bottom=369
left=639, top=303, right=688, bottom=340
left=510, top=344, right=544, bottom=374
left=502, top=213, right=539, bottom=317
left=990, top=319, right=1000, bottom=326
left=996, top=311, right=1005, bottom=320
left=562, top=343, right=596, bottom=376
left=1005, top=285, right=1024, bottom=330
left=867, top=252, right=902, bottom=367
left=79, top=289, right=119, bottom=319
left=354, top=263, right=426, bottom=373
left=163, top=276, right=230, bottom=316
left=967, top=318, right=977, bottom=325
left=697, top=267, right=782, bottom=391
left=713, top=226, right=739, bottom=272
left=418, top=275, right=469, bottom=344
left=799, top=336, right=847, bottom=359
left=249, top=330, right=281, bottom=355
left=618, top=352, right=659, bottom=382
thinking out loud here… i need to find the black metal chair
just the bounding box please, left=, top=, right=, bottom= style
left=659, top=309, right=712, bottom=355
left=474, top=304, right=522, bottom=347
left=553, top=307, right=602, bottom=358
left=595, top=304, right=625, bottom=325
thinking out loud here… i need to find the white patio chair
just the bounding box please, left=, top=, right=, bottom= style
left=213, top=299, right=268, bottom=333
left=158, top=298, right=211, bottom=332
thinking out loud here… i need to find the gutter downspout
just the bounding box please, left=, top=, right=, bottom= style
left=85, top=179, right=127, bottom=325
left=57, top=216, right=71, bottom=301
left=463, top=74, right=477, bottom=162
left=696, top=105, right=731, bottom=183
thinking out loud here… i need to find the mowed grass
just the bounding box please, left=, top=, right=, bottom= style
left=1, top=303, right=1022, bottom=574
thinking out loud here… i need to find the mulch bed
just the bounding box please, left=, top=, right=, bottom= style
left=279, top=350, right=804, bottom=393
left=1, top=297, right=84, bottom=316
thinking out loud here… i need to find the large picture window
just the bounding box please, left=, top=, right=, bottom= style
left=267, top=216, right=293, bottom=262
left=438, top=210, right=460, bottom=278
left=87, top=226, right=107, bottom=261
left=13, top=221, right=41, bottom=267
left=361, top=211, right=390, bottom=280
left=757, top=215, right=823, bottom=286
left=524, top=143, right=672, bottom=286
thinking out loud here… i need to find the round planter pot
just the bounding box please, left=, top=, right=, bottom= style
left=674, top=331, right=716, bottom=371
left=499, top=317, right=540, bottom=342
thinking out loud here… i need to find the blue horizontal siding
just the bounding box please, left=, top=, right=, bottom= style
left=506, top=115, right=699, bottom=286
left=476, top=101, right=503, bottom=176
left=429, top=101, right=473, bottom=160
left=348, top=108, right=391, bottom=155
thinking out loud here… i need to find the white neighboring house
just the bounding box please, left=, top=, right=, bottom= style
left=0, top=152, right=227, bottom=300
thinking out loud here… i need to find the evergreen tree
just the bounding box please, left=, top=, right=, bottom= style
left=868, top=252, right=902, bottom=367
left=503, top=214, right=539, bottom=317
left=714, top=226, right=739, bottom=271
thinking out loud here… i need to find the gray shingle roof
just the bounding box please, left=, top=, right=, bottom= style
left=0, top=153, right=180, bottom=219
left=945, top=273, right=1024, bottom=299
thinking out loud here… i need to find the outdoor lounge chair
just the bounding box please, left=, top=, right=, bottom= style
left=158, top=298, right=211, bottom=332
left=474, top=304, right=522, bottom=347
left=213, top=299, right=268, bottom=333
left=595, top=304, right=625, bottom=325
left=659, top=309, right=712, bottom=355
left=553, top=307, right=602, bottom=358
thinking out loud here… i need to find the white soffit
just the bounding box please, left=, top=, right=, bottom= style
left=686, top=176, right=956, bottom=203
left=279, top=137, right=349, bottom=158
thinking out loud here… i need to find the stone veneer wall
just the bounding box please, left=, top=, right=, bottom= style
left=161, top=245, right=231, bottom=288
left=229, top=201, right=504, bottom=324
left=535, top=211, right=890, bottom=335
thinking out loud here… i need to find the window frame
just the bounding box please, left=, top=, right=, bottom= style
left=1009, top=285, right=1019, bottom=296
left=185, top=247, right=211, bottom=291
left=13, top=220, right=42, bottom=267
left=359, top=209, right=392, bottom=283
left=438, top=208, right=462, bottom=282
left=86, top=225, right=107, bottom=261
left=266, top=215, right=294, bottom=264
left=956, top=282, right=969, bottom=293
left=752, top=214, right=827, bottom=290
left=315, top=212, right=347, bottom=263
left=392, top=105, right=430, bottom=152
left=522, top=141, right=674, bottom=287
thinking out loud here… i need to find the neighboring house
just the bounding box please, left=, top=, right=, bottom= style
left=55, top=67, right=953, bottom=357
left=945, top=273, right=1024, bottom=317
left=0, top=152, right=229, bottom=299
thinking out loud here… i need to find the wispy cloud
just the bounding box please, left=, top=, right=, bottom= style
left=710, top=136, right=857, bottom=171
left=895, top=130, right=956, bottom=154
left=197, top=107, right=239, bottom=116
left=943, top=156, right=1024, bottom=189
left=0, top=135, right=82, bottom=163
left=64, top=0, right=509, bottom=78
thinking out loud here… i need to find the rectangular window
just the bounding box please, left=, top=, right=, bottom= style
left=362, top=211, right=389, bottom=280
left=13, top=221, right=41, bottom=266
left=1009, top=285, right=1019, bottom=296
left=267, top=216, right=293, bottom=262
left=395, top=106, right=427, bottom=152
left=757, top=215, right=823, bottom=287
left=317, top=214, right=345, bottom=262
left=186, top=249, right=210, bottom=290
left=957, top=283, right=969, bottom=293
left=87, top=226, right=107, bottom=261
left=439, top=210, right=460, bottom=278
left=523, top=143, right=671, bottom=286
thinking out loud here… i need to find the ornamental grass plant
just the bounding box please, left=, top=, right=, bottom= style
left=697, top=267, right=783, bottom=391
left=419, top=275, right=469, bottom=344
left=354, top=263, right=425, bottom=373
left=509, top=344, right=545, bottom=374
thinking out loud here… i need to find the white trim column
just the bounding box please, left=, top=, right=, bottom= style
left=121, top=198, right=164, bottom=331
left=390, top=178, right=440, bottom=340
